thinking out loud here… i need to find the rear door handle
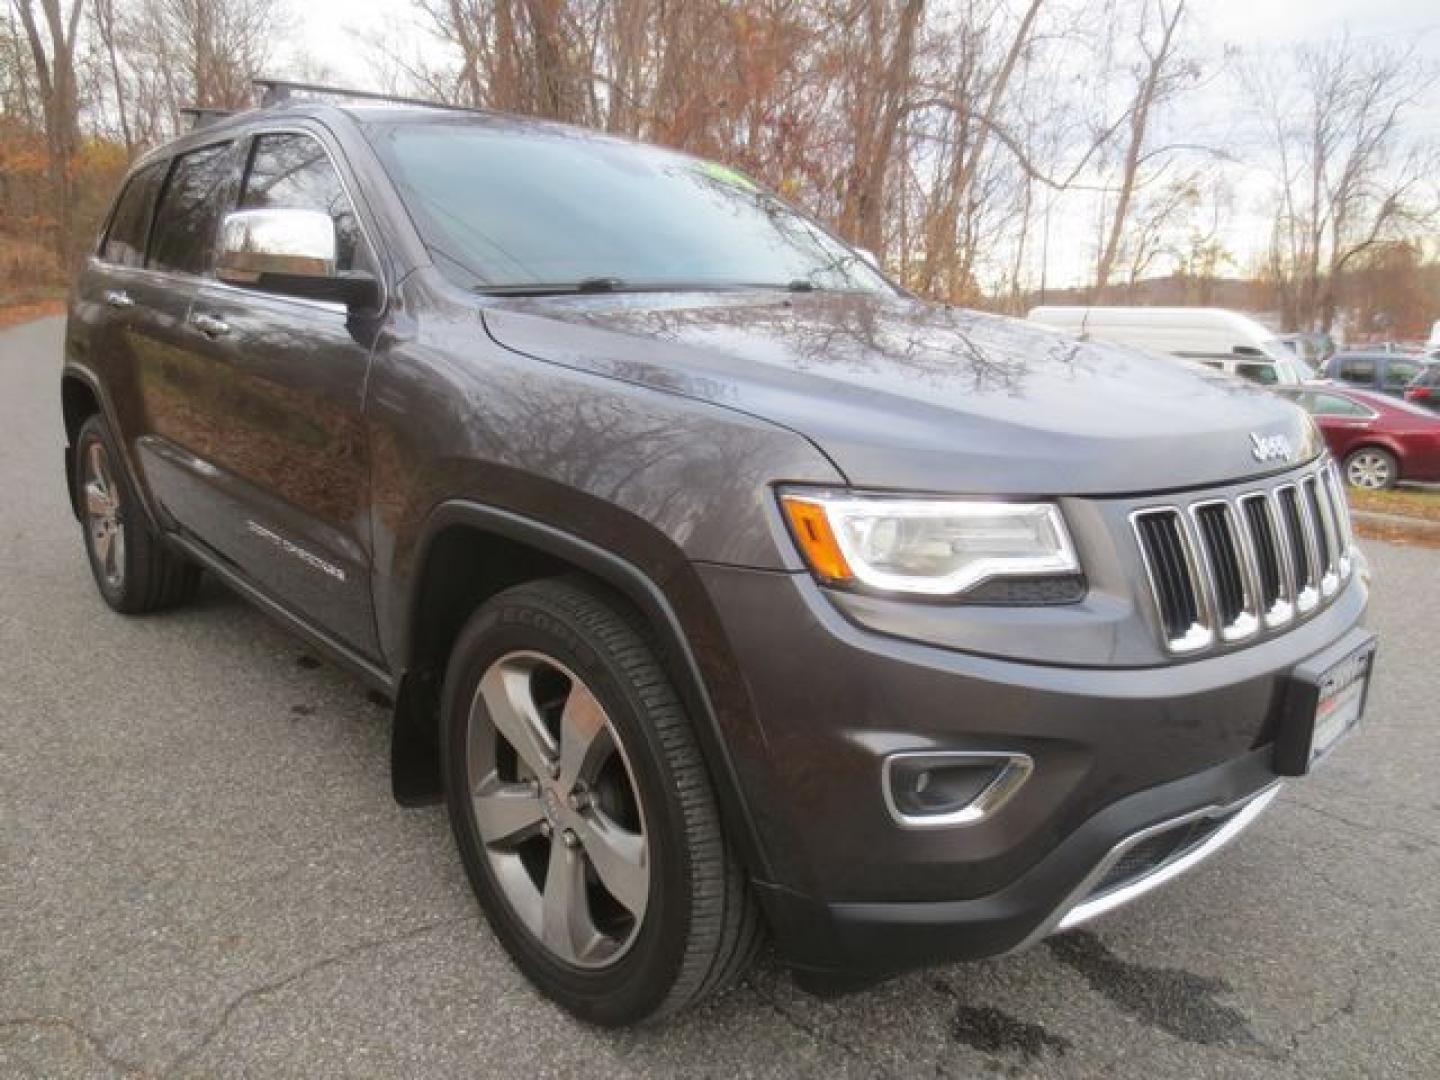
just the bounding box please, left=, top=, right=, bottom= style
left=104, top=290, right=133, bottom=309
left=192, top=313, right=230, bottom=338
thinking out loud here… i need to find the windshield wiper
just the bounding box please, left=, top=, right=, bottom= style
left=474, top=276, right=627, bottom=297
left=473, top=277, right=836, bottom=297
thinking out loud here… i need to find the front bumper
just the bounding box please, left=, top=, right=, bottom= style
left=694, top=562, right=1371, bottom=975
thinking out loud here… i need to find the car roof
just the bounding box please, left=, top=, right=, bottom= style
left=133, top=99, right=610, bottom=172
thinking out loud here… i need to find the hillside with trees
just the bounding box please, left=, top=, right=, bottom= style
left=3, top=0, right=1437, bottom=338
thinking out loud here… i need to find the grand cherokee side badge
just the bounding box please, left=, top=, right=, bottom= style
left=1250, top=432, right=1293, bottom=464
left=246, top=520, right=347, bottom=582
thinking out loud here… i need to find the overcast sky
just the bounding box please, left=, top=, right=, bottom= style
left=287, top=0, right=1440, bottom=289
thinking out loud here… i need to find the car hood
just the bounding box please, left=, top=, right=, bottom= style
left=481, top=290, right=1321, bottom=495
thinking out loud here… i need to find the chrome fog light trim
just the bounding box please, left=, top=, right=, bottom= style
left=881, top=751, right=1034, bottom=829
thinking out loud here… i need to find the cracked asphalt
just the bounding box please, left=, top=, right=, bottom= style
left=3, top=316, right=1439, bottom=1078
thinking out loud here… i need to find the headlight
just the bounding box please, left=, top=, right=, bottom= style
left=779, top=490, right=1080, bottom=597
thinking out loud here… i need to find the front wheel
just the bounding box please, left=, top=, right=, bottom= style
left=440, top=577, right=761, bottom=1025
left=1344, top=447, right=1398, bottom=490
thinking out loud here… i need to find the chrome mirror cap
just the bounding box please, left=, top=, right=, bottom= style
left=216, top=208, right=337, bottom=285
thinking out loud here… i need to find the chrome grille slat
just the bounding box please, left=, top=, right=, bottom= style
left=1320, top=464, right=1353, bottom=578
left=1275, top=484, right=1320, bottom=614
left=1303, top=476, right=1340, bottom=597
left=1237, top=493, right=1294, bottom=629
left=1132, top=510, right=1212, bottom=653
left=1133, top=462, right=1350, bottom=655
left=1191, top=501, right=1258, bottom=641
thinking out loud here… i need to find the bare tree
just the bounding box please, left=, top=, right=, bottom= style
left=11, top=0, right=85, bottom=260
left=833, top=0, right=923, bottom=253
left=1091, top=0, right=1191, bottom=295
left=1247, top=33, right=1436, bottom=332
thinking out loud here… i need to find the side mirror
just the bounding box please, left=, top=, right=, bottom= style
left=216, top=208, right=378, bottom=310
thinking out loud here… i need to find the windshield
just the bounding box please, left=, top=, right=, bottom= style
left=365, top=118, right=894, bottom=295
left=1254, top=341, right=1312, bottom=383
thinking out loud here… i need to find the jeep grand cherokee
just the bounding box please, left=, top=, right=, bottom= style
left=61, top=89, right=1377, bottom=1026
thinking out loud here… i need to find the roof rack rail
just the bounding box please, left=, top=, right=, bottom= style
left=180, top=106, right=237, bottom=132
left=252, top=78, right=484, bottom=115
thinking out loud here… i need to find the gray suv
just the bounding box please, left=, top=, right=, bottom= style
left=62, top=87, right=1377, bottom=1025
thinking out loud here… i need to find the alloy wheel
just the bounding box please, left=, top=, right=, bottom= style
left=83, top=441, right=126, bottom=589
left=1345, top=450, right=1392, bottom=490
left=466, top=650, right=650, bottom=969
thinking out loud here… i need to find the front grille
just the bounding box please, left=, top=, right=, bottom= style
left=1132, top=461, right=1352, bottom=654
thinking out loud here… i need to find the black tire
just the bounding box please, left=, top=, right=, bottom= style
left=1342, top=446, right=1399, bottom=491
left=440, top=576, right=762, bottom=1025
left=73, top=414, right=200, bottom=613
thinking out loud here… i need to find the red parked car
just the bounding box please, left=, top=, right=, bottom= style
left=1405, top=364, right=1440, bottom=414
left=1277, top=386, right=1440, bottom=489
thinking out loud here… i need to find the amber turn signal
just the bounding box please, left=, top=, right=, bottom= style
left=780, top=495, right=853, bottom=582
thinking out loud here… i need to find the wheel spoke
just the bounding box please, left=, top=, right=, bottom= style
left=94, top=525, right=113, bottom=569
left=85, top=482, right=111, bottom=519
left=576, top=808, right=649, bottom=919
left=541, top=838, right=602, bottom=963
left=557, top=682, right=613, bottom=793
left=87, top=443, right=108, bottom=491
left=477, top=663, right=557, bottom=778
left=473, top=774, right=546, bottom=848
left=109, top=525, right=125, bottom=580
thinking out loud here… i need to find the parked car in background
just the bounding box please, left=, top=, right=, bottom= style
left=1276, top=332, right=1334, bottom=368
left=1406, top=365, right=1440, bottom=413
left=1322, top=352, right=1435, bottom=399
left=1276, top=386, right=1440, bottom=489
left=1027, top=306, right=1310, bottom=386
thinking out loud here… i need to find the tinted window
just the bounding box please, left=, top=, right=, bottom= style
left=1235, top=362, right=1279, bottom=386
left=1384, top=360, right=1421, bottom=388
left=149, top=143, right=233, bottom=275
left=240, top=133, right=364, bottom=274
left=1413, top=365, right=1440, bottom=387
left=365, top=120, right=892, bottom=293
left=1310, top=394, right=1372, bottom=417
left=102, top=162, right=165, bottom=267
left=1336, top=357, right=1376, bottom=384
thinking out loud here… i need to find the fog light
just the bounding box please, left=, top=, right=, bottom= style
left=882, top=751, right=1033, bottom=828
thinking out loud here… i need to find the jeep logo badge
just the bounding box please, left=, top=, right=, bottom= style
left=1250, top=432, right=1293, bottom=464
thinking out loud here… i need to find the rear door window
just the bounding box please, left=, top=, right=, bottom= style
left=239, top=132, right=367, bottom=274
left=1384, top=360, right=1421, bottom=389
left=101, top=162, right=166, bottom=267
left=1336, top=357, right=1376, bottom=385
left=148, top=143, right=234, bottom=276
left=1310, top=394, right=1373, bottom=418
left=1234, top=362, right=1279, bottom=386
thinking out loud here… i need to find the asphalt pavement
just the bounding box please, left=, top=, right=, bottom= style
left=3, top=316, right=1438, bottom=1079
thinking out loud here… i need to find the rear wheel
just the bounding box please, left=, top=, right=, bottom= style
left=74, top=414, right=200, bottom=613
left=1343, top=446, right=1398, bottom=490
left=440, top=577, right=762, bottom=1025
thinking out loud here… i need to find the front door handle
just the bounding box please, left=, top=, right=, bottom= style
left=192, top=313, right=230, bottom=338
left=104, top=290, right=133, bottom=309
